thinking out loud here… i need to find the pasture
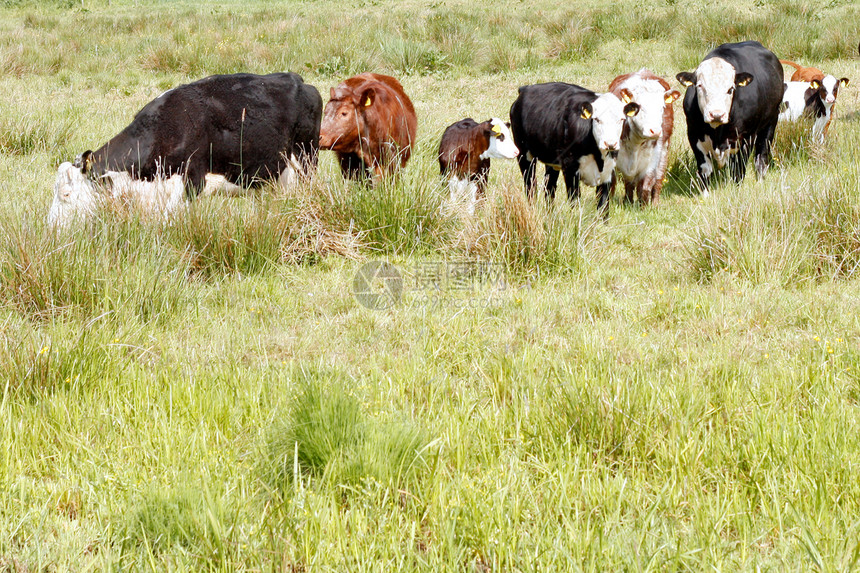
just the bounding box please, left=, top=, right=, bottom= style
left=1, top=0, right=859, bottom=569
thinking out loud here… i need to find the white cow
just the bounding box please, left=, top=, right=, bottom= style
left=49, top=162, right=186, bottom=228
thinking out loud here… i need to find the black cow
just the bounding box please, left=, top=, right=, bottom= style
left=509, top=82, right=639, bottom=212
left=676, top=41, right=784, bottom=192
left=74, top=72, right=322, bottom=190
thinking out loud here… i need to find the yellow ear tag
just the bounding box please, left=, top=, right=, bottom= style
left=363, top=96, right=372, bottom=107
left=581, top=108, right=592, bottom=120
left=664, top=93, right=675, bottom=104
left=737, top=78, right=750, bottom=87
left=621, top=92, right=633, bottom=104
left=491, top=124, right=502, bottom=136
left=626, top=108, right=637, bottom=117
left=840, top=79, right=849, bottom=87
left=810, top=81, right=820, bottom=89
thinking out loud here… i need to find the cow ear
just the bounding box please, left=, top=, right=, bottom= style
left=74, top=150, right=93, bottom=174
left=735, top=73, right=753, bottom=87
left=676, top=72, right=695, bottom=87
left=810, top=79, right=821, bottom=90
left=623, top=102, right=640, bottom=117
left=839, top=77, right=849, bottom=87
left=664, top=90, right=681, bottom=104
left=619, top=88, right=633, bottom=104
left=579, top=102, right=593, bottom=120
left=330, top=87, right=337, bottom=100
left=359, top=87, right=375, bottom=108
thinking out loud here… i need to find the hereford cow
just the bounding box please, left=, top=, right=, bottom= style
left=319, top=73, right=417, bottom=180
left=509, top=82, right=639, bottom=214
left=607, top=70, right=680, bottom=205
left=438, top=118, right=519, bottom=214
left=676, top=41, right=784, bottom=193
left=778, top=59, right=849, bottom=142
left=49, top=72, right=322, bottom=226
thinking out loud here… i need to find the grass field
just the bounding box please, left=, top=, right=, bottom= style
left=1, top=0, right=860, bottom=570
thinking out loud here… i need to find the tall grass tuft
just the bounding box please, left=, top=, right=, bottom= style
left=0, top=216, right=189, bottom=322
left=166, top=185, right=363, bottom=278
left=685, top=156, right=860, bottom=284
left=262, top=375, right=429, bottom=500
left=455, top=183, right=597, bottom=276
left=118, top=485, right=236, bottom=566
left=322, top=157, right=453, bottom=254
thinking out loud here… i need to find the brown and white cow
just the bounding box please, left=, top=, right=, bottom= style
left=438, top=118, right=519, bottom=214
left=607, top=70, right=680, bottom=205
left=779, top=59, right=849, bottom=142
left=319, top=73, right=418, bottom=180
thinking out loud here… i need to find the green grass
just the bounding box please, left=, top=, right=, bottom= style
left=1, top=0, right=860, bottom=570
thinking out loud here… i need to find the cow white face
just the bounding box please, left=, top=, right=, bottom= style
left=815, top=75, right=848, bottom=105
left=617, top=80, right=680, bottom=141
left=586, top=93, right=640, bottom=153
left=48, top=162, right=99, bottom=228
left=481, top=118, right=519, bottom=160
left=678, top=58, right=753, bottom=128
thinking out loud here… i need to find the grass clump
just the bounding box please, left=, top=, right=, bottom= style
left=262, top=375, right=430, bottom=501
left=118, top=486, right=237, bottom=567
left=455, top=183, right=598, bottom=277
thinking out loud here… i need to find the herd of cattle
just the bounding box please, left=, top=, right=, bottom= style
left=48, top=40, right=852, bottom=227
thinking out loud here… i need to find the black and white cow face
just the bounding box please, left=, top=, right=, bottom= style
left=812, top=75, right=849, bottom=105
left=677, top=58, right=753, bottom=128
left=583, top=93, right=640, bottom=154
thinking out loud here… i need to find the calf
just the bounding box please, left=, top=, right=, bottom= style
left=50, top=72, right=322, bottom=226
left=509, top=82, right=639, bottom=213
left=677, top=41, right=784, bottom=192
left=438, top=118, right=519, bottom=214
left=319, top=73, right=418, bottom=179
left=50, top=163, right=185, bottom=227
left=779, top=59, right=849, bottom=142
left=607, top=70, right=680, bottom=205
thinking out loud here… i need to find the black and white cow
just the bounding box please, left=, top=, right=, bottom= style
left=509, top=82, right=639, bottom=212
left=676, top=41, right=784, bottom=193
left=50, top=72, right=322, bottom=226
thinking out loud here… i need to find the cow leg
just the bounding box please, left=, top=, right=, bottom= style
left=517, top=154, right=538, bottom=200
left=730, top=139, right=752, bottom=184
left=595, top=182, right=611, bottom=217
left=545, top=167, right=560, bottom=202
left=754, top=124, right=776, bottom=178
left=338, top=152, right=368, bottom=180
left=691, top=140, right=712, bottom=195
left=626, top=179, right=638, bottom=205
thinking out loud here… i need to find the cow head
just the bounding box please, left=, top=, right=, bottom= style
left=319, top=86, right=369, bottom=152
left=812, top=75, right=849, bottom=105
left=617, top=84, right=680, bottom=141
left=49, top=162, right=100, bottom=228
left=677, top=57, right=753, bottom=128
left=480, top=118, right=519, bottom=160
left=584, top=93, right=640, bottom=154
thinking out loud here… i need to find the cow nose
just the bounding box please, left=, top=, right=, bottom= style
left=708, top=112, right=726, bottom=123
left=605, top=142, right=619, bottom=151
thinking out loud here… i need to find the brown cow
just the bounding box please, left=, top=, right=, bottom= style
left=438, top=118, right=519, bottom=213
left=319, top=73, right=417, bottom=179
left=607, top=69, right=680, bottom=205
